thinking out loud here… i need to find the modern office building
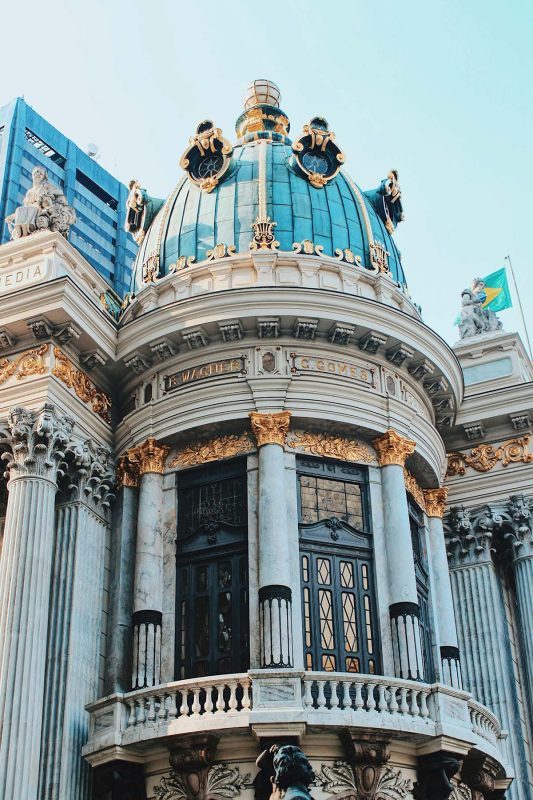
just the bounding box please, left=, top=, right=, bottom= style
left=0, top=79, right=532, bottom=800
left=0, top=97, right=136, bottom=295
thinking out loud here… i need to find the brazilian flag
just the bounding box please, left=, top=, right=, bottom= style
left=478, top=268, right=512, bottom=312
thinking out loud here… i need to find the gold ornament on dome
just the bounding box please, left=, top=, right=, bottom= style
left=52, top=348, right=111, bottom=423
left=403, top=468, right=426, bottom=512
left=169, top=255, right=196, bottom=273
left=127, top=437, right=170, bottom=475
left=250, top=217, right=279, bottom=251
left=249, top=411, right=291, bottom=447
left=288, top=431, right=374, bottom=464
left=169, top=433, right=254, bottom=468
left=0, top=344, right=48, bottom=385
left=373, top=429, right=416, bottom=467
left=423, top=487, right=448, bottom=518
left=446, top=436, right=533, bottom=476
left=369, top=242, right=390, bottom=273
left=180, top=121, right=234, bottom=194
left=116, top=454, right=140, bottom=488
left=206, top=243, right=236, bottom=261
left=292, top=118, right=345, bottom=189
left=335, top=248, right=363, bottom=266
left=293, top=240, right=324, bottom=256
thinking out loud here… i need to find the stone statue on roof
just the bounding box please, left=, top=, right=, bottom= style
left=125, top=179, right=163, bottom=246
left=458, top=277, right=503, bottom=339
left=6, top=166, right=76, bottom=240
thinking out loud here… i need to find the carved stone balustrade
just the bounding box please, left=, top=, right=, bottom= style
left=83, top=670, right=509, bottom=774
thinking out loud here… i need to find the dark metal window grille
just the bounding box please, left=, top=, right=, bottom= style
left=175, top=458, right=249, bottom=679
left=297, top=456, right=379, bottom=675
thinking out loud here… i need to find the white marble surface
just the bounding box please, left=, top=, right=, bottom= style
left=134, top=473, right=164, bottom=614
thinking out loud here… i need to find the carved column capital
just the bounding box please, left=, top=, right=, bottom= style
left=2, top=403, right=74, bottom=482
left=127, top=437, right=170, bottom=475
left=373, top=429, right=416, bottom=467
left=503, top=494, right=533, bottom=558
left=445, top=506, right=501, bottom=567
left=117, top=453, right=140, bottom=488
left=57, top=439, right=115, bottom=509
left=249, top=411, right=291, bottom=447
left=423, top=487, right=448, bottom=518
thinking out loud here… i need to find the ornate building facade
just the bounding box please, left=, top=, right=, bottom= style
left=0, top=80, right=531, bottom=800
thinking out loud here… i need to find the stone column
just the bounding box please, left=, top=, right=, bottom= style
left=446, top=507, right=530, bottom=800
left=423, top=486, right=462, bottom=688
left=127, top=437, right=169, bottom=689
left=373, top=429, right=424, bottom=681
left=104, top=455, right=140, bottom=693
left=250, top=411, right=293, bottom=668
left=504, top=496, right=533, bottom=733
left=0, top=404, right=74, bottom=800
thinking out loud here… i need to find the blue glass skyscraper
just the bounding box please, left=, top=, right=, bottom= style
left=0, top=97, right=137, bottom=296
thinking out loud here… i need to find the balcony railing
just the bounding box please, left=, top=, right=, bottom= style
left=84, top=670, right=508, bottom=771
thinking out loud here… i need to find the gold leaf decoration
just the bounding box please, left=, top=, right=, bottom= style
left=288, top=431, right=374, bottom=463
left=169, top=433, right=254, bottom=468
left=0, top=344, right=48, bottom=385
left=52, top=347, right=111, bottom=423
left=404, top=468, right=426, bottom=512
left=446, top=436, right=533, bottom=476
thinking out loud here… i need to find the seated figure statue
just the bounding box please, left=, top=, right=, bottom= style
left=458, top=278, right=503, bottom=339
left=125, top=179, right=163, bottom=245
left=271, top=745, right=315, bottom=800
left=6, top=166, right=76, bottom=240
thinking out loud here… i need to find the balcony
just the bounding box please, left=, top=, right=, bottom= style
left=84, top=670, right=508, bottom=770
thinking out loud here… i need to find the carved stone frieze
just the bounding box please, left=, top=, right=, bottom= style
left=257, top=318, right=280, bottom=339
left=169, top=433, right=254, bottom=468
left=373, top=429, right=416, bottom=467
left=423, top=487, right=448, bottom=518
left=250, top=411, right=291, bottom=447
left=151, top=339, right=177, bottom=362
left=0, top=328, right=17, bottom=350
left=54, top=322, right=81, bottom=346
left=125, top=353, right=152, bottom=375
left=127, top=437, right=170, bottom=475
left=408, top=359, right=434, bottom=381
left=154, top=763, right=250, bottom=800
left=447, top=435, right=533, bottom=476
left=0, top=344, right=48, bottom=385
left=219, top=322, right=243, bottom=342
left=52, top=348, right=111, bottom=423
left=509, top=413, right=531, bottom=431
left=413, top=752, right=462, bottom=800
left=404, top=468, right=426, bottom=511
left=315, top=759, right=412, bottom=800
left=27, top=317, right=54, bottom=339
left=1, top=403, right=74, bottom=481
left=386, top=344, right=414, bottom=368
left=288, top=431, right=374, bottom=463
left=183, top=330, right=209, bottom=350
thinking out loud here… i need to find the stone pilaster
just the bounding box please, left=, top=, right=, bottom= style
left=0, top=404, right=73, bottom=800
left=105, top=455, right=140, bottom=693
left=373, top=429, right=424, bottom=680
left=127, top=437, right=169, bottom=688
left=446, top=506, right=530, bottom=800
left=250, top=411, right=294, bottom=668
left=423, top=486, right=462, bottom=688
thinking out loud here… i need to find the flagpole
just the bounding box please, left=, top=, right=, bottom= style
left=505, top=254, right=533, bottom=359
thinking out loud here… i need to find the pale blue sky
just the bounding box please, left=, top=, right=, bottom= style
left=5, top=0, right=532, bottom=347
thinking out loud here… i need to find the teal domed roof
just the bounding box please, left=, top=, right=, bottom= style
left=130, top=83, right=406, bottom=292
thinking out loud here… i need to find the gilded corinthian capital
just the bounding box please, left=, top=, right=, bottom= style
left=423, top=487, right=448, bottom=518
left=249, top=411, right=291, bottom=447
left=373, top=429, right=416, bottom=467
left=127, top=437, right=170, bottom=475
left=116, top=454, right=140, bottom=487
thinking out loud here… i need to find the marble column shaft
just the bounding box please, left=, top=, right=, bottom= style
left=373, top=429, right=423, bottom=681
left=59, top=506, right=108, bottom=800
left=450, top=560, right=530, bottom=800
left=105, top=484, right=139, bottom=693
left=425, top=491, right=462, bottom=689
left=0, top=475, right=57, bottom=799
left=512, top=552, right=533, bottom=732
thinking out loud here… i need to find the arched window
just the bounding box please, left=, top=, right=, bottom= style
left=297, top=456, right=380, bottom=674
left=175, top=458, right=249, bottom=679
left=408, top=497, right=435, bottom=682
